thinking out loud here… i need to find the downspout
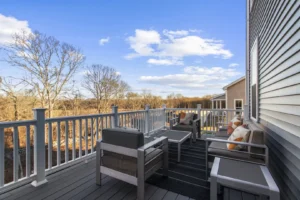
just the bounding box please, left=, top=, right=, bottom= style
left=245, top=0, right=250, bottom=121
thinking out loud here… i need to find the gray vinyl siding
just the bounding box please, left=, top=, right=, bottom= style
left=249, top=0, right=300, bottom=200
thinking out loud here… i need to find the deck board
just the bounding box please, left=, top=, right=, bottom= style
left=0, top=158, right=189, bottom=200
left=0, top=139, right=260, bottom=200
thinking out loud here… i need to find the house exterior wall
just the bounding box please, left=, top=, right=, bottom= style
left=226, top=79, right=245, bottom=109
left=247, top=0, right=300, bottom=199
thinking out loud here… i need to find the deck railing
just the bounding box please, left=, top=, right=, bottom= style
left=0, top=104, right=243, bottom=193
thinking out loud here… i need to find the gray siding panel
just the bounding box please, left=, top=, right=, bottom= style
left=249, top=0, right=300, bottom=200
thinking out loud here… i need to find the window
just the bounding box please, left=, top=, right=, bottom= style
left=251, top=38, right=259, bottom=121
left=234, top=99, right=243, bottom=115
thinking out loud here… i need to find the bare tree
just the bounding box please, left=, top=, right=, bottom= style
left=4, top=31, right=85, bottom=117
left=82, top=65, right=130, bottom=113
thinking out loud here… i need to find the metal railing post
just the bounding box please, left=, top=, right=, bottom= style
left=32, top=108, right=48, bottom=187
left=111, top=106, right=118, bottom=128
left=145, top=104, right=150, bottom=135
left=162, top=104, right=166, bottom=128
left=197, top=104, right=202, bottom=137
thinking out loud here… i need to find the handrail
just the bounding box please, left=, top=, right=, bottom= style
left=0, top=120, right=36, bottom=128
left=45, top=113, right=114, bottom=122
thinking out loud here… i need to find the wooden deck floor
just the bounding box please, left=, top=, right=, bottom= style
left=0, top=158, right=193, bottom=200
left=0, top=139, right=259, bottom=200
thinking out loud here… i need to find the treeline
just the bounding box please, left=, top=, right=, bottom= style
left=0, top=92, right=212, bottom=121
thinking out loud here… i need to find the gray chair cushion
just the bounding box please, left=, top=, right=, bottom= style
left=102, top=148, right=163, bottom=176
left=248, top=128, right=265, bottom=159
left=215, top=130, right=228, bottom=138
left=172, top=124, right=193, bottom=132
left=208, top=141, right=264, bottom=164
left=102, top=128, right=144, bottom=149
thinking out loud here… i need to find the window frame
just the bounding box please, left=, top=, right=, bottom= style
left=250, top=37, right=259, bottom=122
left=234, top=99, right=243, bottom=115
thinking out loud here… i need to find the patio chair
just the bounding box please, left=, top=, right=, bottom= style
left=169, top=113, right=200, bottom=142
left=96, top=128, right=168, bottom=200
left=205, top=123, right=268, bottom=179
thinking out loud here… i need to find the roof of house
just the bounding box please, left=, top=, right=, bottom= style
left=211, top=93, right=225, bottom=100
left=222, top=76, right=245, bottom=90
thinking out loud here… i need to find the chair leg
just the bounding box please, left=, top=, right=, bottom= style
left=137, top=183, right=145, bottom=200
left=137, top=149, right=145, bottom=200
left=162, top=138, right=169, bottom=177
left=96, top=141, right=101, bottom=185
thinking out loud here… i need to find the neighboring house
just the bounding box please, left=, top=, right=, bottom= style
left=246, top=1, right=299, bottom=200
left=210, top=93, right=225, bottom=109
left=211, top=76, right=245, bottom=111
left=223, top=76, right=245, bottom=111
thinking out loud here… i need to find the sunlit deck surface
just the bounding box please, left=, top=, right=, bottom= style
left=0, top=140, right=259, bottom=200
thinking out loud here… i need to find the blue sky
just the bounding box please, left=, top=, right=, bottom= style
left=0, top=0, right=246, bottom=97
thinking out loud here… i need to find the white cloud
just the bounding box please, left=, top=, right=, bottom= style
left=163, top=29, right=189, bottom=39
left=115, top=71, right=121, bottom=75
left=139, top=66, right=241, bottom=90
left=0, top=14, right=31, bottom=45
left=125, top=29, right=160, bottom=59
left=229, top=63, right=239, bottom=67
left=99, top=37, right=110, bottom=45
left=184, top=66, right=241, bottom=77
left=147, top=58, right=183, bottom=66
left=125, top=29, right=233, bottom=64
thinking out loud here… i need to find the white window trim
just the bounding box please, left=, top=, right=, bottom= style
left=250, top=37, right=259, bottom=122
left=234, top=99, right=243, bottom=115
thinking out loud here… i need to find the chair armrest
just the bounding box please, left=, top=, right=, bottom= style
left=206, top=138, right=267, bottom=149
left=138, top=136, right=168, bottom=151
left=192, top=118, right=200, bottom=123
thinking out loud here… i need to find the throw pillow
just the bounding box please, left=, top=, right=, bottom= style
left=227, top=126, right=251, bottom=150
left=180, top=113, right=194, bottom=125
left=179, top=112, right=186, bottom=121
left=231, top=116, right=242, bottom=129
left=227, top=122, right=234, bottom=135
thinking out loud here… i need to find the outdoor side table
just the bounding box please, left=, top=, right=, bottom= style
left=210, top=157, right=280, bottom=200
left=154, top=130, right=192, bottom=162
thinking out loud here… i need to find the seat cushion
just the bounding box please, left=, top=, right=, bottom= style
left=172, top=124, right=193, bottom=132
left=102, top=128, right=144, bottom=149
left=215, top=130, right=228, bottom=138
left=247, top=125, right=265, bottom=159
left=102, top=148, right=163, bottom=176
left=208, top=141, right=264, bottom=164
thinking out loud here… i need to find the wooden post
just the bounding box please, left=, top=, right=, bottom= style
left=32, top=108, right=48, bottom=187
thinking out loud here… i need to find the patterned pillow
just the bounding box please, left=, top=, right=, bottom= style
left=179, top=112, right=186, bottom=121
left=180, top=113, right=194, bottom=125
left=227, top=116, right=242, bottom=135
left=227, top=126, right=251, bottom=150
left=227, top=122, right=234, bottom=135
left=231, top=116, right=242, bottom=129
